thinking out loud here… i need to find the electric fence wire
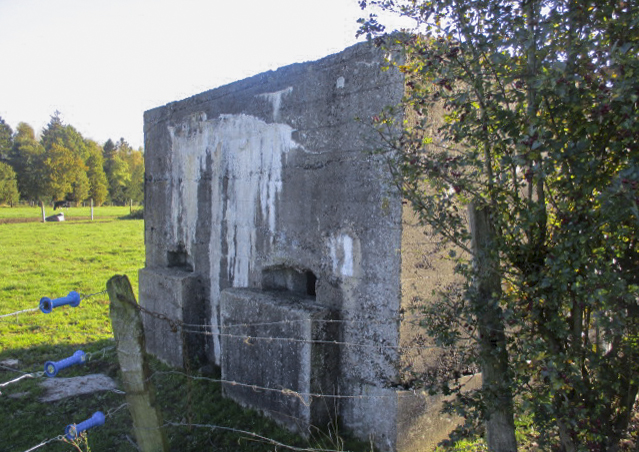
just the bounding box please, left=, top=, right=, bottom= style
left=0, top=363, right=29, bottom=374
left=19, top=402, right=129, bottom=452
left=0, top=307, right=39, bottom=319
left=0, top=371, right=43, bottom=394
left=0, top=345, right=117, bottom=392
left=22, top=434, right=66, bottom=452
left=0, top=288, right=107, bottom=321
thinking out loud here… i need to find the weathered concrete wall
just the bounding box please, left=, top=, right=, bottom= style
left=141, top=41, right=461, bottom=451
left=220, top=288, right=338, bottom=434
left=138, top=267, right=206, bottom=367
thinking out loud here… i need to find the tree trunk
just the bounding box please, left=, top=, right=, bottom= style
left=469, top=204, right=517, bottom=452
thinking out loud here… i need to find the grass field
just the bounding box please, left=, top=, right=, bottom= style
left=0, top=207, right=357, bottom=452
left=0, top=205, right=139, bottom=221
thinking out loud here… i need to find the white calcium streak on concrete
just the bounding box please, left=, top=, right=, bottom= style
left=168, top=112, right=209, bottom=259
left=257, top=87, right=293, bottom=122
left=170, top=112, right=297, bottom=363
left=329, top=233, right=355, bottom=277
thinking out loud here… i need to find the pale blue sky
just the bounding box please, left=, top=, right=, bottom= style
left=0, top=0, right=391, bottom=149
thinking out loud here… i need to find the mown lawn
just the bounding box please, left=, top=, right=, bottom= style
left=0, top=210, right=365, bottom=452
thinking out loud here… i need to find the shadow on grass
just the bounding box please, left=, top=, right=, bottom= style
left=1, top=341, right=370, bottom=452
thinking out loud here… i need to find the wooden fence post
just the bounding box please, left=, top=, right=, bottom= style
left=107, top=274, right=169, bottom=452
left=41, top=201, right=46, bottom=223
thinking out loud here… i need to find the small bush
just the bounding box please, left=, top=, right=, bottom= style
left=121, top=208, right=144, bottom=220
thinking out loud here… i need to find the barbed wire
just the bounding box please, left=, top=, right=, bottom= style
left=147, top=370, right=431, bottom=402
left=192, top=314, right=430, bottom=331
left=182, top=327, right=438, bottom=351
left=1, top=320, right=442, bottom=354
left=163, top=421, right=349, bottom=452
left=2, top=284, right=455, bottom=452
left=107, top=293, right=443, bottom=352
left=80, top=289, right=109, bottom=300
left=106, top=402, right=129, bottom=417
left=84, top=345, right=116, bottom=362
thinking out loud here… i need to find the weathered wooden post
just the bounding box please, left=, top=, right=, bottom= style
left=90, top=198, right=94, bottom=221
left=40, top=201, right=46, bottom=223
left=107, top=274, right=169, bottom=452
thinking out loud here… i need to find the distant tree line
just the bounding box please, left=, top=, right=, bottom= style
left=0, top=112, right=144, bottom=207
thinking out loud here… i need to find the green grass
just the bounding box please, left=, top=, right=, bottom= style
left=0, top=219, right=143, bottom=351
left=0, top=215, right=369, bottom=452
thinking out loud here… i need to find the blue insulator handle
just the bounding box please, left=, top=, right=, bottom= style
left=65, top=411, right=105, bottom=440
left=39, top=291, right=81, bottom=314
left=44, top=350, right=86, bottom=377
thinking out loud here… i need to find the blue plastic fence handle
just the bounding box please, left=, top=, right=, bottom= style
left=65, top=411, right=105, bottom=440
left=39, top=291, right=81, bottom=314
left=44, top=350, right=86, bottom=377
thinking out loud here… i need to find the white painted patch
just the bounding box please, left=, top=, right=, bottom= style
left=336, top=76, right=345, bottom=89
left=257, top=87, right=293, bottom=121
left=169, top=112, right=299, bottom=364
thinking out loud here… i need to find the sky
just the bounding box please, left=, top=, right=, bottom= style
left=0, top=0, right=401, bottom=149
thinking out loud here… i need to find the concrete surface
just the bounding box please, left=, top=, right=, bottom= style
left=141, top=41, right=463, bottom=451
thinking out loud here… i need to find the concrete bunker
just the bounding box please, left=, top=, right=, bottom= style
left=140, top=42, right=471, bottom=451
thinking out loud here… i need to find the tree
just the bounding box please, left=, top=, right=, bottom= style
left=123, top=146, right=144, bottom=204
left=0, top=162, right=19, bottom=206
left=40, top=111, right=66, bottom=151
left=105, top=155, right=130, bottom=204
left=41, top=143, right=85, bottom=201
left=85, top=140, right=109, bottom=206
left=0, top=117, right=13, bottom=163
left=360, top=0, right=639, bottom=450
left=9, top=122, right=46, bottom=202
left=103, top=138, right=135, bottom=205
left=70, top=167, right=90, bottom=204
left=40, top=112, right=95, bottom=204
left=103, top=138, right=116, bottom=160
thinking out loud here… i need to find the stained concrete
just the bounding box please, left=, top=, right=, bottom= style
left=138, top=267, right=206, bottom=368
left=141, top=41, right=462, bottom=451
left=220, top=288, right=338, bottom=435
